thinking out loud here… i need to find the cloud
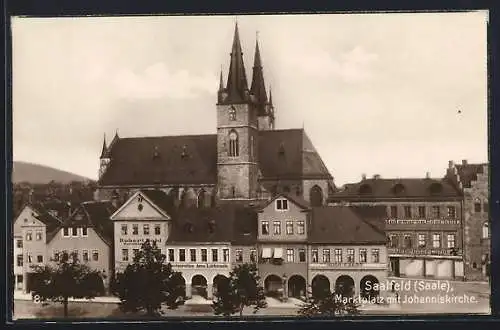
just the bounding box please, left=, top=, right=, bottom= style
left=285, top=46, right=379, bottom=83
left=111, top=62, right=218, bottom=99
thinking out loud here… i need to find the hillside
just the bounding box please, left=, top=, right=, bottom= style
left=12, top=161, right=92, bottom=184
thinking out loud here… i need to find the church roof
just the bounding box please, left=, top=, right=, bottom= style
left=98, top=129, right=332, bottom=186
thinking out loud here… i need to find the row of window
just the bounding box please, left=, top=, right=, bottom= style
left=24, top=231, right=43, bottom=241
left=16, top=250, right=100, bottom=266
left=122, top=248, right=230, bottom=263
left=261, top=220, right=305, bottom=235
left=53, top=249, right=99, bottom=262
left=311, top=248, right=380, bottom=264
left=62, top=227, right=88, bottom=238
left=121, top=224, right=161, bottom=236
left=389, top=233, right=456, bottom=249
left=474, top=200, right=489, bottom=213
left=389, top=205, right=456, bottom=219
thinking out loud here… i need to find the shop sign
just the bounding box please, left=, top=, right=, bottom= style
left=170, top=263, right=229, bottom=269
left=386, top=219, right=459, bottom=225
left=119, top=237, right=162, bottom=245
left=388, top=248, right=461, bottom=256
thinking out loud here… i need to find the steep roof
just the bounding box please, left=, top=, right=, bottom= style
left=167, top=205, right=257, bottom=244
left=455, top=163, right=487, bottom=188
left=258, top=129, right=333, bottom=180
left=98, top=134, right=218, bottom=186
left=141, top=189, right=176, bottom=214
left=349, top=205, right=387, bottom=234
left=329, top=177, right=461, bottom=202
left=99, top=129, right=333, bottom=186
left=30, top=201, right=67, bottom=233
left=309, top=206, right=387, bottom=245
left=224, top=22, right=249, bottom=103
left=57, top=201, right=117, bottom=245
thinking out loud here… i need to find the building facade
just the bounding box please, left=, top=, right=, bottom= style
left=257, top=194, right=310, bottom=299
left=308, top=206, right=388, bottom=299
left=12, top=201, right=68, bottom=292
left=47, top=201, right=115, bottom=292
left=446, top=160, right=490, bottom=281
left=329, top=175, right=465, bottom=280
left=95, top=23, right=334, bottom=210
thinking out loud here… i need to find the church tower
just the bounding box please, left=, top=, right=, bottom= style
left=217, top=23, right=259, bottom=200
left=98, top=134, right=110, bottom=180
left=250, top=37, right=275, bottom=130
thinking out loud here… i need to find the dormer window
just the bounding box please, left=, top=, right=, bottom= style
left=208, top=220, right=216, bottom=234
left=278, top=143, right=285, bottom=156
left=276, top=198, right=289, bottom=211
left=185, top=223, right=194, bottom=233
left=181, top=145, right=188, bottom=158
left=392, top=183, right=405, bottom=195
left=153, top=146, right=160, bottom=159
left=229, top=106, right=236, bottom=121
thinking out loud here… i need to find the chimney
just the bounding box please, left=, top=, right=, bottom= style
left=462, top=159, right=468, bottom=166
left=426, top=172, right=430, bottom=179
left=373, top=174, right=381, bottom=180
left=361, top=173, right=367, bottom=180
left=448, top=160, right=454, bottom=169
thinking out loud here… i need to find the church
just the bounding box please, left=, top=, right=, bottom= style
left=96, top=23, right=335, bottom=208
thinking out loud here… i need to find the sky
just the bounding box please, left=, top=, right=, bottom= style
left=12, top=12, right=488, bottom=186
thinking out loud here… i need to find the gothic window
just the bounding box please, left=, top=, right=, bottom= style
left=474, top=199, right=482, bottom=212
left=231, top=186, right=236, bottom=198
left=310, top=185, right=323, bottom=207
left=228, top=130, right=239, bottom=157
left=229, top=106, right=236, bottom=121
left=197, top=189, right=206, bottom=208
left=483, top=222, right=490, bottom=239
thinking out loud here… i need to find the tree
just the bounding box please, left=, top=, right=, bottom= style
left=113, top=240, right=186, bottom=317
left=298, top=288, right=360, bottom=317
left=212, top=263, right=267, bottom=317
left=30, top=252, right=105, bottom=318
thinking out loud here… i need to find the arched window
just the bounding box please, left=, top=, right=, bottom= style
left=197, top=189, right=206, bottom=208
left=310, top=185, right=323, bottom=207
left=482, top=222, right=490, bottom=239
left=228, top=131, right=239, bottom=157
left=229, top=106, right=236, bottom=121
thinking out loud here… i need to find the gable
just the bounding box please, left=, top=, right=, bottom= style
left=111, top=191, right=171, bottom=221
left=16, top=206, right=45, bottom=230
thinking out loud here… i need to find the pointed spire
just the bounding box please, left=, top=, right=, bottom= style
left=219, top=67, right=224, bottom=91
left=100, top=133, right=107, bottom=159
left=225, top=21, right=249, bottom=103
left=251, top=34, right=268, bottom=115
left=268, top=86, right=273, bottom=107
left=114, top=129, right=119, bottom=139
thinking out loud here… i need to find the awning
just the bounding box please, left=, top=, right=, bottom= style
left=273, top=248, right=283, bottom=259
left=262, top=248, right=272, bottom=258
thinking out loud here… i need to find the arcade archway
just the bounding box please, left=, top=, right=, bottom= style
left=360, top=275, right=380, bottom=300
left=312, top=275, right=331, bottom=299
left=335, top=275, right=355, bottom=297
left=191, top=275, right=208, bottom=299
left=287, top=275, right=306, bottom=299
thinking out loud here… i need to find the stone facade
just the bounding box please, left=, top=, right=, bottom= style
left=463, top=165, right=490, bottom=281
left=216, top=103, right=259, bottom=200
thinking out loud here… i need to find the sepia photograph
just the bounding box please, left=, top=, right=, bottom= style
left=10, top=12, right=490, bottom=320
